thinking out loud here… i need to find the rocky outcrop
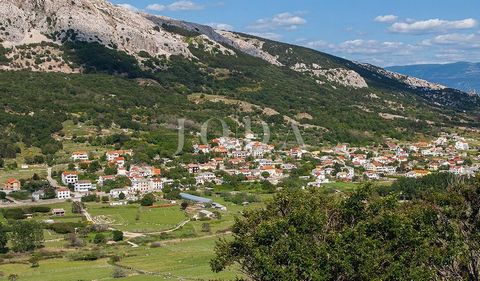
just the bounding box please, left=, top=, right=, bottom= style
left=292, top=63, right=368, bottom=89
left=0, top=0, right=192, bottom=57
left=358, top=63, right=446, bottom=91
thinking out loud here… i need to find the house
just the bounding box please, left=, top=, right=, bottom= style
left=106, top=149, right=133, bottom=161
left=130, top=177, right=152, bottom=193
left=110, top=188, right=128, bottom=199
left=97, top=175, right=116, bottom=186
left=187, top=164, right=200, bottom=174
left=74, top=180, right=95, bottom=193
left=455, top=141, right=469, bottom=151
left=364, top=171, right=380, bottom=180
left=71, top=151, right=89, bottom=161
left=32, top=190, right=45, bottom=201
left=195, top=172, right=217, bottom=185
left=3, top=178, right=21, bottom=191
left=56, top=188, right=71, bottom=199
left=62, top=171, right=78, bottom=185
left=193, top=144, right=210, bottom=154
left=196, top=210, right=216, bottom=219
left=406, top=170, right=430, bottom=178
left=51, top=208, right=66, bottom=216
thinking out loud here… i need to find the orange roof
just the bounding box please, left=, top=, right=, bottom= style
left=62, top=171, right=78, bottom=175
left=5, top=178, right=19, bottom=184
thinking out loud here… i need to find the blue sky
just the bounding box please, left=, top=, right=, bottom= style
left=110, top=0, right=480, bottom=66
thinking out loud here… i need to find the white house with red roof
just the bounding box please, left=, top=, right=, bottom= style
left=62, top=171, right=78, bottom=185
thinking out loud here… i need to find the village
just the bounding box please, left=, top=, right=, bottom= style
left=1, top=132, right=478, bottom=208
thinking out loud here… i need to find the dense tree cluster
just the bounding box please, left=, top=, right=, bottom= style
left=212, top=174, right=480, bottom=280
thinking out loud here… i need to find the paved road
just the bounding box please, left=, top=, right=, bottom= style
left=47, top=167, right=60, bottom=188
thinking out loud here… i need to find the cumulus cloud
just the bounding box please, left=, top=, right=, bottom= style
left=422, top=33, right=480, bottom=48
left=374, top=15, right=398, bottom=23
left=206, top=22, right=233, bottom=31
left=146, top=1, right=204, bottom=12
left=117, top=3, right=139, bottom=12
left=249, top=12, right=306, bottom=31
left=337, top=39, right=415, bottom=56
left=390, top=18, right=477, bottom=34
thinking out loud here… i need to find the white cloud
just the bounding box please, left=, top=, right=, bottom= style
left=338, top=39, right=415, bottom=55
left=390, top=18, right=477, bottom=34
left=146, top=4, right=166, bottom=11
left=250, top=12, right=306, bottom=31
left=305, top=40, right=334, bottom=49
left=146, top=1, right=203, bottom=12
left=374, top=15, right=398, bottom=23
left=206, top=22, right=233, bottom=31
left=422, top=33, right=480, bottom=48
left=117, top=3, right=139, bottom=12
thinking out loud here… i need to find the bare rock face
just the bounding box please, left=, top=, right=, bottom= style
left=358, top=63, right=446, bottom=91
left=292, top=63, right=368, bottom=89
left=0, top=0, right=192, bottom=57
left=218, top=31, right=283, bottom=66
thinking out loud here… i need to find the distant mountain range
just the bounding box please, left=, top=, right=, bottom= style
left=387, top=62, right=480, bottom=94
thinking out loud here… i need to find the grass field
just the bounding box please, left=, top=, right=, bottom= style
left=0, top=236, right=238, bottom=281
left=0, top=166, right=47, bottom=183
left=118, top=235, right=240, bottom=280
left=86, top=203, right=188, bottom=233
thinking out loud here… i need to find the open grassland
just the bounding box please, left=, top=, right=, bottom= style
left=86, top=203, right=188, bottom=233
left=118, top=235, right=239, bottom=280
left=0, top=236, right=238, bottom=281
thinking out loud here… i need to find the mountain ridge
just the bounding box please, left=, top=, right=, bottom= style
left=0, top=0, right=479, bottom=149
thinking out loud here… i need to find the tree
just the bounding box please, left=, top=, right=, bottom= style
left=29, top=253, right=40, bottom=268
left=261, top=171, right=270, bottom=179
left=72, top=201, right=84, bottom=214
left=112, top=230, right=123, bottom=242
left=201, top=223, right=211, bottom=233
left=211, top=181, right=480, bottom=280
left=140, top=193, right=155, bottom=206
left=0, top=223, right=8, bottom=253
left=118, top=192, right=126, bottom=200
left=0, top=191, right=6, bottom=200
left=93, top=233, right=106, bottom=244
left=180, top=201, right=189, bottom=210
left=10, top=221, right=44, bottom=252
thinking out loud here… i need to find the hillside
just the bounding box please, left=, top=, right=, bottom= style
left=0, top=0, right=479, bottom=156
left=387, top=62, right=480, bottom=94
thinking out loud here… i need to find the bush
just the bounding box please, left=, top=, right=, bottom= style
left=28, top=206, right=51, bottom=213
left=140, top=193, right=155, bottom=206
left=112, top=230, right=123, bottom=242
left=93, top=233, right=106, bottom=244
left=46, top=222, right=86, bottom=234
left=69, top=250, right=105, bottom=261
left=150, top=242, right=162, bottom=248
left=2, top=208, right=26, bottom=220
left=112, top=267, right=127, bottom=278
left=81, top=194, right=98, bottom=202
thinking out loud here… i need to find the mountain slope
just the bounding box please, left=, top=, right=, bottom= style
left=387, top=62, right=480, bottom=94
left=0, top=0, right=479, bottom=152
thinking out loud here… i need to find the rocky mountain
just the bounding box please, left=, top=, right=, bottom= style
left=387, top=62, right=480, bottom=95
left=0, top=0, right=479, bottom=147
